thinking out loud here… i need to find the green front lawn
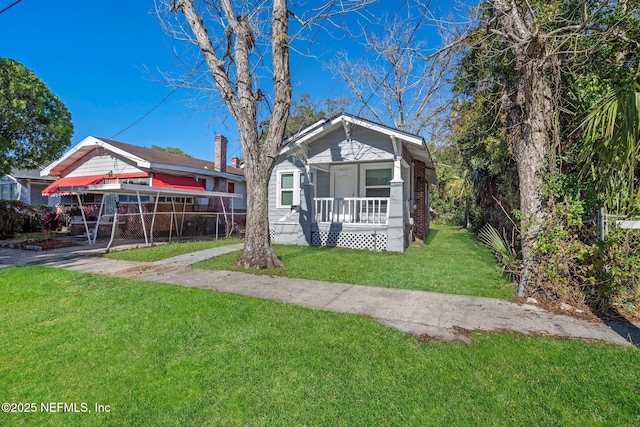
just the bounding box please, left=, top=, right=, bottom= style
left=1, top=267, right=638, bottom=426
left=105, top=237, right=243, bottom=262
left=195, top=225, right=514, bottom=299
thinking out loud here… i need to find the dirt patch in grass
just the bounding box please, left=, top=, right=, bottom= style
left=515, top=297, right=631, bottom=323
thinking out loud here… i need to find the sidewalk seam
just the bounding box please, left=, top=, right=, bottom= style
left=322, top=284, right=355, bottom=309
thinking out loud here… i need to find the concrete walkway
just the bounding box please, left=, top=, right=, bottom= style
left=1, top=241, right=639, bottom=347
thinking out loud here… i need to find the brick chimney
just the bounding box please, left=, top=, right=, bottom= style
left=214, top=135, right=227, bottom=173
left=230, top=156, right=240, bottom=169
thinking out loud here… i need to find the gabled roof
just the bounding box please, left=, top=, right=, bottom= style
left=41, top=136, right=244, bottom=180
left=281, top=112, right=436, bottom=182
left=10, top=168, right=57, bottom=181
left=7, top=162, right=57, bottom=181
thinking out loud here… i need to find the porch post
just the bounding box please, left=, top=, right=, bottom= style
left=149, top=191, right=161, bottom=245
left=76, top=193, right=92, bottom=245
left=92, top=195, right=106, bottom=244
left=388, top=136, right=405, bottom=252
left=299, top=164, right=313, bottom=245
left=387, top=180, right=405, bottom=252
left=136, top=190, right=149, bottom=246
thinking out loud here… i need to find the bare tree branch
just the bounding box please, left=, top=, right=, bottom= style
left=153, top=0, right=373, bottom=269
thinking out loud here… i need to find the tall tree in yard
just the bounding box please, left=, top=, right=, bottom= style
left=0, top=58, right=73, bottom=175
left=159, top=0, right=371, bottom=268
left=455, top=0, right=639, bottom=296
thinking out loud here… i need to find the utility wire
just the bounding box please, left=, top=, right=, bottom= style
left=0, top=0, right=23, bottom=15
left=109, top=60, right=205, bottom=139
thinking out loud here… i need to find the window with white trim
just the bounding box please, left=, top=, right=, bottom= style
left=104, top=177, right=150, bottom=186
left=277, top=170, right=302, bottom=208
left=364, top=167, right=392, bottom=197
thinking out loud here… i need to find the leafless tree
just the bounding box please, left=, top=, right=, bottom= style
left=155, top=0, right=373, bottom=268
left=328, top=1, right=454, bottom=138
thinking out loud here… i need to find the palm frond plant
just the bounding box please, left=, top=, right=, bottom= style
left=581, top=81, right=640, bottom=214
left=478, top=224, right=521, bottom=281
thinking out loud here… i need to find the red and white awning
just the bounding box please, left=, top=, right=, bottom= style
left=42, top=173, right=149, bottom=195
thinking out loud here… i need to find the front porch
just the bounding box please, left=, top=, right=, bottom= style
left=269, top=113, right=436, bottom=253
left=314, top=197, right=389, bottom=225
left=303, top=156, right=419, bottom=252
left=271, top=160, right=425, bottom=252
left=310, top=196, right=391, bottom=251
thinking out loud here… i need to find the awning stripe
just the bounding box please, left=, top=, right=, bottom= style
left=151, top=173, right=205, bottom=191
left=42, top=173, right=149, bottom=195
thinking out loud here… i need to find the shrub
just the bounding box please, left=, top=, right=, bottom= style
left=598, top=227, right=640, bottom=317
left=42, top=211, right=61, bottom=232
left=23, top=205, right=50, bottom=232
left=0, top=200, right=27, bottom=238
left=0, top=201, right=52, bottom=238
left=529, top=223, right=599, bottom=306
left=478, top=224, right=521, bottom=281
left=41, top=211, right=62, bottom=240
left=527, top=198, right=600, bottom=306
left=526, top=201, right=639, bottom=319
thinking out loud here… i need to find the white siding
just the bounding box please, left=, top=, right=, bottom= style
left=66, top=153, right=143, bottom=177
left=308, top=127, right=394, bottom=164
left=269, top=157, right=305, bottom=222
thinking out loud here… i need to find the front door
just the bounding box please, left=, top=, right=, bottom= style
left=331, top=165, right=357, bottom=198
left=330, top=165, right=357, bottom=222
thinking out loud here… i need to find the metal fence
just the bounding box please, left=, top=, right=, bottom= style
left=106, top=211, right=246, bottom=249
left=597, top=208, right=640, bottom=240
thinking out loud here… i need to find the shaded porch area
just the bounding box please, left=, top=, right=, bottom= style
left=298, top=157, right=427, bottom=252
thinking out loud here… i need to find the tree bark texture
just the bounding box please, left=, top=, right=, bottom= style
left=492, top=0, right=553, bottom=295
left=175, top=0, right=290, bottom=269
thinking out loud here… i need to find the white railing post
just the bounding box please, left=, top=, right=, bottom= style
left=312, top=197, right=390, bottom=225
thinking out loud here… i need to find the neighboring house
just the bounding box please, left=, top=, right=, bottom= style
left=0, top=165, right=59, bottom=207
left=269, top=113, right=437, bottom=252
left=40, top=135, right=245, bottom=238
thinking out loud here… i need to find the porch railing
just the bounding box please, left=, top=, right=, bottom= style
left=314, top=197, right=390, bottom=225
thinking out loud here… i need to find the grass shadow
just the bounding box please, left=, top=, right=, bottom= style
left=424, top=228, right=439, bottom=245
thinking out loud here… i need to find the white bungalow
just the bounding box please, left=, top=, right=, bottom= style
left=269, top=113, right=437, bottom=252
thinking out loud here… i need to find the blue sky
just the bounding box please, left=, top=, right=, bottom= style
left=0, top=0, right=455, bottom=163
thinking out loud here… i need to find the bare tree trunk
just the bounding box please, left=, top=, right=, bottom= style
left=235, top=0, right=290, bottom=269
left=173, top=0, right=289, bottom=269
left=493, top=0, right=553, bottom=296
left=513, top=61, right=552, bottom=296
left=238, top=157, right=283, bottom=268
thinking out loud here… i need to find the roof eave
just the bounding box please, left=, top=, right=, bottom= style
left=280, top=113, right=431, bottom=157
left=150, top=164, right=246, bottom=182
left=41, top=136, right=152, bottom=177
left=85, top=182, right=243, bottom=198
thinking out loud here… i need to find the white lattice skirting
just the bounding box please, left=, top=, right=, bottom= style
left=311, top=231, right=387, bottom=251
